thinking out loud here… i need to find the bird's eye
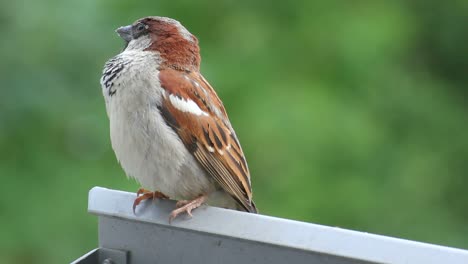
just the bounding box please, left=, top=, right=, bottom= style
left=136, top=23, right=146, bottom=32
left=131, top=23, right=148, bottom=39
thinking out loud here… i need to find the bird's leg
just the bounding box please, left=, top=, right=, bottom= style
left=136, top=188, right=150, bottom=197
left=169, top=194, right=208, bottom=223
left=133, top=188, right=169, bottom=214
left=175, top=199, right=191, bottom=208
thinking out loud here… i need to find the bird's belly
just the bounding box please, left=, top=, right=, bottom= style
left=108, top=104, right=215, bottom=200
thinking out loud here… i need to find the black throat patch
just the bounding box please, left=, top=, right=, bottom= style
left=101, top=57, right=128, bottom=96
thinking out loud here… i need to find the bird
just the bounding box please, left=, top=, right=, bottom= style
left=100, top=16, right=257, bottom=222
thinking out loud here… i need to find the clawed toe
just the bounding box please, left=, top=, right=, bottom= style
left=175, top=200, right=190, bottom=208
left=133, top=189, right=169, bottom=214
left=133, top=192, right=153, bottom=214
left=169, top=194, right=207, bottom=223
left=136, top=188, right=148, bottom=197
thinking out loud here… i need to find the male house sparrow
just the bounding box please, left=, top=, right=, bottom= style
left=100, top=16, right=257, bottom=221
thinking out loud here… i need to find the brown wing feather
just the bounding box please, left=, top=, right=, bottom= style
left=158, top=69, right=257, bottom=213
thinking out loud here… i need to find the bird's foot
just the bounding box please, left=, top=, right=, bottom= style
left=133, top=188, right=169, bottom=214
left=169, top=194, right=207, bottom=223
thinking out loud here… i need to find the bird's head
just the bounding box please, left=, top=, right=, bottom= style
left=116, top=16, right=201, bottom=71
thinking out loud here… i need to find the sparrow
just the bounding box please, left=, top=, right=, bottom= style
left=100, top=16, right=257, bottom=221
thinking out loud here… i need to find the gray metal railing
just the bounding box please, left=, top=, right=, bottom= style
left=72, top=187, right=468, bottom=264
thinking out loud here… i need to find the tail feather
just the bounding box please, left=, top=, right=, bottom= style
left=237, top=200, right=258, bottom=214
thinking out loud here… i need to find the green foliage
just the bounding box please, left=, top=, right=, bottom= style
left=1, top=1, right=467, bottom=263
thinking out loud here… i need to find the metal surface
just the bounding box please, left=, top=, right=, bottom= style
left=71, top=248, right=127, bottom=264
left=87, top=187, right=468, bottom=264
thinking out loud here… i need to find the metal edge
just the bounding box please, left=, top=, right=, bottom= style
left=88, top=186, right=468, bottom=264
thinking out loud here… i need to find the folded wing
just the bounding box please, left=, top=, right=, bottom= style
left=157, top=69, right=257, bottom=213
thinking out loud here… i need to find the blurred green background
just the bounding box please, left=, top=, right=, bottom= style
left=1, top=0, right=467, bottom=263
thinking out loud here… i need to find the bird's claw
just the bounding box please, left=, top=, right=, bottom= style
left=133, top=189, right=169, bottom=214
left=169, top=195, right=207, bottom=223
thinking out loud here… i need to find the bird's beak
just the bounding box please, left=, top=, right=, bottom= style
left=116, top=25, right=133, bottom=42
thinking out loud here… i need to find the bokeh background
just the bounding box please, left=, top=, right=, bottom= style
left=1, top=0, right=467, bottom=263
